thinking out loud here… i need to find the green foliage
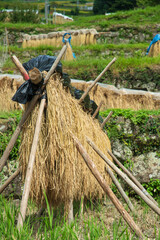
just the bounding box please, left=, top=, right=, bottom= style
left=0, top=110, right=22, bottom=160
left=100, top=109, right=160, bottom=156
left=0, top=10, right=7, bottom=21
left=70, top=6, right=79, bottom=15
left=137, top=0, right=160, bottom=7
left=0, top=195, right=33, bottom=240
left=93, top=0, right=137, bottom=14
left=111, top=67, right=160, bottom=91
left=9, top=5, right=39, bottom=23
left=142, top=179, right=160, bottom=200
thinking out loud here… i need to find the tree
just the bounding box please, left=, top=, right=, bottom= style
left=112, top=0, right=137, bottom=11
left=93, top=0, right=112, bottom=14
left=93, top=0, right=137, bottom=14
left=137, top=0, right=160, bottom=7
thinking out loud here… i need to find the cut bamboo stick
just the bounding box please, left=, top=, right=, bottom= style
left=17, top=97, right=46, bottom=230
left=101, top=111, right=113, bottom=129
left=86, top=137, right=160, bottom=216
left=0, top=44, right=67, bottom=172
left=71, top=133, right=144, bottom=239
left=92, top=100, right=104, bottom=119
left=107, top=149, right=158, bottom=206
left=106, top=167, right=134, bottom=212
left=78, top=58, right=116, bottom=104
left=0, top=166, right=22, bottom=194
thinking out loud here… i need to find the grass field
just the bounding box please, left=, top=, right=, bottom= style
left=0, top=193, right=159, bottom=240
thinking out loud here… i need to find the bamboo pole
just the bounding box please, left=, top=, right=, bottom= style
left=92, top=100, right=104, bottom=119
left=0, top=166, right=22, bottom=194
left=106, top=167, right=134, bottom=212
left=0, top=44, right=67, bottom=172
left=17, top=97, right=46, bottom=230
left=71, top=133, right=144, bottom=239
left=101, top=111, right=113, bottom=129
left=107, top=149, right=158, bottom=206
left=11, top=55, right=30, bottom=81
left=86, top=137, right=160, bottom=216
left=78, top=58, right=116, bottom=104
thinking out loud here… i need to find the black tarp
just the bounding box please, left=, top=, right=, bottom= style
left=22, top=55, right=62, bottom=73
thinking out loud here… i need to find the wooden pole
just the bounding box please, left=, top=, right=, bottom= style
left=5, top=27, right=11, bottom=56
left=106, top=167, right=134, bottom=212
left=86, top=137, right=160, bottom=216
left=11, top=55, right=30, bottom=81
left=17, top=98, right=46, bottom=230
left=107, top=149, right=158, bottom=206
left=101, top=111, right=113, bottom=129
left=71, top=133, right=144, bottom=239
left=78, top=58, right=116, bottom=104
left=0, top=44, right=67, bottom=172
left=0, top=166, right=22, bottom=194
left=92, top=100, right=104, bottom=119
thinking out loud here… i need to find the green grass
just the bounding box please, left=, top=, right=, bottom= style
left=1, top=194, right=159, bottom=240
left=0, top=110, right=22, bottom=119
left=1, top=4, right=160, bottom=31
left=2, top=43, right=160, bottom=79
left=0, top=110, right=22, bottom=160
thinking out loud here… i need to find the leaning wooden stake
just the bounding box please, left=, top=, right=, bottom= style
left=92, top=100, right=104, bottom=119
left=71, top=133, right=144, bottom=239
left=0, top=44, right=67, bottom=172
left=107, top=149, right=158, bottom=206
left=86, top=137, right=160, bottom=216
left=11, top=55, right=30, bottom=81
left=101, top=111, right=113, bottom=129
left=78, top=58, right=116, bottom=104
left=0, top=166, right=22, bottom=194
left=106, top=167, right=134, bottom=212
left=17, top=97, right=46, bottom=230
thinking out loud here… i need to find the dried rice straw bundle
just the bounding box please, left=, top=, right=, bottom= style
left=0, top=76, right=24, bottom=111
left=30, top=35, right=37, bottom=48
left=79, top=29, right=86, bottom=46
left=148, top=40, right=160, bottom=57
left=89, top=29, right=98, bottom=45
left=19, top=73, right=112, bottom=207
left=62, top=42, right=74, bottom=61
left=85, top=29, right=90, bottom=45
left=72, top=81, right=159, bottom=111
left=41, top=34, right=48, bottom=46
left=22, top=34, right=30, bottom=48
left=56, top=32, right=63, bottom=47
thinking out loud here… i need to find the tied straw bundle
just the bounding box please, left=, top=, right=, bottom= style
left=19, top=73, right=112, bottom=207
left=72, top=81, right=160, bottom=111
left=0, top=76, right=24, bottom=111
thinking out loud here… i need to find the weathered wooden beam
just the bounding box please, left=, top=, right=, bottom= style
left=92, top=100, right=104, bottom=119
left=86, top=137, right=160, bottom=216
left=17, top=97, right=46, bottom=230
left=107, top=149, right=158, bottom=206
left=71, top=133, right=144, bottom=239
left=101, top=111, right=113, bottom=129
left=11, top=55, right=30, bottom=81
left=78, top=58, right=116, bottom=104
left=106, top=167, right=134, bottom=212
left=0, top=166, right=22, bottom=194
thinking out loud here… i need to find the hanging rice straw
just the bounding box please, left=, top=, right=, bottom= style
left=19, top=73, right=113, bottom=207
